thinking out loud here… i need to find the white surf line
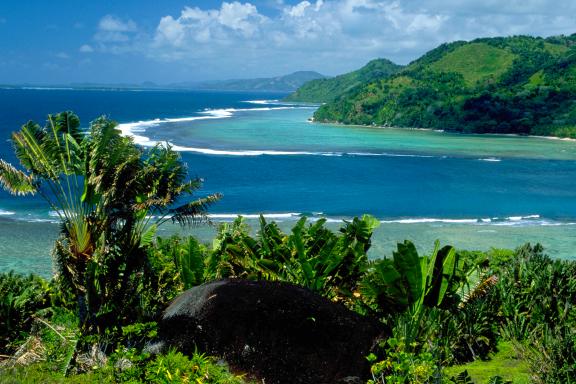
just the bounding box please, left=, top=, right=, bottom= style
left=209, top=213, right=301, bottom=219
left=378, top=214, right=564, bottom=226
left=118, top=119, right=446, bottom=157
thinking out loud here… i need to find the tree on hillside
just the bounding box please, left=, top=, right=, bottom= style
left=0, top=112, right=220, bottom=334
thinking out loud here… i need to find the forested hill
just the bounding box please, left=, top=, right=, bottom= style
left=314, top=34, right=576, bottom=137
left=284, top=58, right=402, bottom=102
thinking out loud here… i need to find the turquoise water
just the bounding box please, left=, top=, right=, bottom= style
left=1, top=89, right=576, bottom=277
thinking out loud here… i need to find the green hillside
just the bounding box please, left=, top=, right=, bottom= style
left=428, top=43, right=516, bottom=85
left=314, top=34, right=576, bottom=136
left=284, top=58, right=402, bottom=102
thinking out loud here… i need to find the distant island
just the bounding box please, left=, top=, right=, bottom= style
left=289, top=34, right=576, bottom=137
left=187, top=71, right=325, bottom=92
left=1, top=71, right=326, bottom=93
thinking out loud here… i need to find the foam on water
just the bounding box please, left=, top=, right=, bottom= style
left=118, top=115, right=451, bottom=158
left=209, top=212, right=301, bottom=220
left=117, top=105, right=315, bottom=150
left=242, top=99, right=278, bottom=105
left=2, top=208, right=567, bottom=228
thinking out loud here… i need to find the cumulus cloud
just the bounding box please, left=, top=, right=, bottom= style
left=149, top=0, right=456, bottom=75
left=83, top=1, right=576, bottom=79
left=154, top=2, right=267, bottom=49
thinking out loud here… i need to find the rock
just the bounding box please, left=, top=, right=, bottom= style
left=157, top=279, right=385, bottom=384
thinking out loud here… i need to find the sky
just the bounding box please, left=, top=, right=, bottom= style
left=0, top=0, right=575, bottom=85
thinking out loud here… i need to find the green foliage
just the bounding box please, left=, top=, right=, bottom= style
left=471, top=243, right=576, bottom=382
left=139, top=235, right=210, bottom=319
left=450, top=370, right=474, bottom=384
left=0, top=348, right=248, bottom=384
left=0, top=112, right=220, bottom=336
left=360, top=240, right=464, bottom=315
left=494, top=244, right=576, bottom=339
left=522, top=326, right=576, bottom=384
left=314, top=33, right=576, bottom=136
left=0, top=272, right=51, bottom=354
left=429, top=43, right=516, bottom=85
left=0, top=306, right=79, bottom=380
left=367, top=337, right=441, bottom=384
left=101, top=348, right=247, bottom=384
left=285, top=58, right=402, bottom=102
left=116, top=322, right=158, bottom=350
left=171, top=237, right=207, bottom=289
left=31, top=308, right=79, bottom=375
left=445, top=342, right=530, bottom=384
left=362, top=241, right=504, bottom=371
left=208, top=215, right=379, bottom=303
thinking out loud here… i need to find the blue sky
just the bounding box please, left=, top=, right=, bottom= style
left=1, top=0, right=575, bottom=84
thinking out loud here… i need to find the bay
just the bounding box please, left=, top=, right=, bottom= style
left=1, top=88, right=576, bottom=277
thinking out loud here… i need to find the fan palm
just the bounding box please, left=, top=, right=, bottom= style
left=0, top=112, right=220, bottom=333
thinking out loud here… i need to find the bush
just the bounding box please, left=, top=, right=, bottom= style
left=0, top=272, right=51, bottom=354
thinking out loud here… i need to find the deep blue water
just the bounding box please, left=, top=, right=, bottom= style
left=2, top=88, right=576, bottom=274
left=1, top=88, right=576, bottom=221
left=187, top=154, right=576, bottom=219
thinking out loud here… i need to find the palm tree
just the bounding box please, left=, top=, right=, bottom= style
left=0, top=112, right=220, bottom=333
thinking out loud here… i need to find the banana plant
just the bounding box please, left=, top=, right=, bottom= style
left=209, top=214, right=379, bottom=301
left=360, top=240, right=462, bottom=316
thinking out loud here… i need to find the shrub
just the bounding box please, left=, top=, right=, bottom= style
left=0, top=272, right=51, bottom=354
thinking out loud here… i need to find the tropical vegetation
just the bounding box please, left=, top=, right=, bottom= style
left=284, top=58, right=402, bottom=103
left=0, top=112, right=220, bottom=336
left=312, top=34, right=576, bottom=137
left=1, top=112, right=576, bottom=383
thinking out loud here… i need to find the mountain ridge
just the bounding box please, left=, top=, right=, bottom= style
left=188, top=71, right=326, bottom=92
left=284, top=59, right=402, bottom=102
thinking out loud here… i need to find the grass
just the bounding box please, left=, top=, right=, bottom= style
left=0, top=364, right=106, bottom=383
left=429, top=43, right=516, bottom=86
left=543, top=42, right=570, bottom=56
left=444, top=342, right=531, bottom=384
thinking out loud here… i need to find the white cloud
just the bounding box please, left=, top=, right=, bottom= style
left=218, top=2, right=264, bottom=36
left=79, top=44, right=94, bottom=53
left=81, top=1, right=576, bottom=80
left=98, top=15, right=137, bottom=32
left=154, top=2, right=268, bottom=49
left=152, top=1, right=452, bottom=53
left=95, top=15, right=138, bottom=44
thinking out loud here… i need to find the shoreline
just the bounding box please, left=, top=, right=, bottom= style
left=3, top=215, right=576, bottom=278
left=310, top=117, right=576, bottom=141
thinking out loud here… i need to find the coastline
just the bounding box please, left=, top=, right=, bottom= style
left=3, top=213, right=576, bottom=278
left=309, top=116, right=576, bottom=141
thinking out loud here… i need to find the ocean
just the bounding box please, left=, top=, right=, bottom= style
left=1, top=88, right=576, bottom=277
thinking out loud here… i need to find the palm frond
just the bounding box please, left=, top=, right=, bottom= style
left=167, top=193, right=222, bottom=226
left=0, top=159, right=36, bottom=195
left=459, top=275, right=499, bottom=308
left=12, top=122, right=52, bottom=177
